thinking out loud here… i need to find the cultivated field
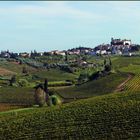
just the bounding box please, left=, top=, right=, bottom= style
left=0, top=56, right=140, bottom=139
left=0, top=91, right=139, bottom=139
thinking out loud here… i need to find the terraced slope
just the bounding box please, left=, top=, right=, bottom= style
left=0, top=91, right=140, bottom=140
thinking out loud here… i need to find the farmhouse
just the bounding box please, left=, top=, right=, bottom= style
left=96, top=50, right=107, bottom=55
left=19, top=52, right=30, bottom=58
left=49, top=50, right=66, bottom=56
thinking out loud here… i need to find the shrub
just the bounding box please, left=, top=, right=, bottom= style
left=78, top=73, right=89, bottom=84
left=48, top=81, right=72, bottom=87
left=34, top=86, right=46, bottom=107
left=51, top=95, right=62, bottom=105
left=18, top=79, right=29, bottom=87
left=89, top=71, right=100, bottom=80
left=48, top=89, right=62, bottom=105
left=104, top=64, right=111, bottom=72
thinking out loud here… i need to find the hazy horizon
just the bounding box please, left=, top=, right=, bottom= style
left=0, top=1, right=140, bottom=53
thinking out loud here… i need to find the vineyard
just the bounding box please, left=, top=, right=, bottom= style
left=120, top=65, right=140, bottom=92
left=0, top=91, right=140, bottom=139
left=0, top=87, right=34, bottom=105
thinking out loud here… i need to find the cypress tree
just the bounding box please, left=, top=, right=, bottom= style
left=44, top=79, right=48, bottom=93
left=65, top=52, right=68, bottom=62
left=109, top=57, right=112, bottom=66
left=104, top=59, right=106, bottom=66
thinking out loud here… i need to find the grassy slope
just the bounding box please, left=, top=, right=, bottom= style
left=0, top=60, right=36, bottom=74
left=0, top=72, right=127, bottom=106
left=1, top=57, right=139, bottom=106
left=57, top=72, right=127, bottom=99
left=0, top=91, right=140, bottom=139
left=57, top=56, right=140, bottom=100
left=32, top=68, right=77, bottom=82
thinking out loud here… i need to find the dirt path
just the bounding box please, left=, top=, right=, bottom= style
left=114, top=73, right=134, bottom=92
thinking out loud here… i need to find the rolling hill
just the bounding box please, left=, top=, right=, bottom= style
left=0, top=56, right=140, bottom=139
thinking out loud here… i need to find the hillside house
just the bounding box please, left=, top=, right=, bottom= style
left=96, top=50, right=107, bottom=55
left=67, top=50, right=80, bottom=55
left=57, top=51, right=66, bottom=56
left=123, top=52, right=132, bottom=57
left=38, top=52, right=44, bottom=56
left=89, top=51, right=96, bottom=56
left=19, top=52, right=30, bottom=58
left=49, top=50, right=66, bottom=56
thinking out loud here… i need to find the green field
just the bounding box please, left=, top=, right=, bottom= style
left=57, top=72, right=128, bottom=100
left=0, top=59, right=36, bottom=74
left=32, top=68, right=77, bottom=82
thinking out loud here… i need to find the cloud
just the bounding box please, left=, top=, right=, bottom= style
left=101, top=1, right=140, bottom=18
left=0, top=2, right=106, bottom=21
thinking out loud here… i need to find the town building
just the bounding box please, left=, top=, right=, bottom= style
left=111, top=38, right=131, bottom=46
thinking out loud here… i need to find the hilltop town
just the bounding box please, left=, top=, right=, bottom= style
left=1, top=38, right=140, bottom=59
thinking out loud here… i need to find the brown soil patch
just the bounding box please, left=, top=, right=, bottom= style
left=0, top=103, right=24, bottom=112
left=0, top=67, right=15, bottom=76
left=10, top=61, right=20, bottom=65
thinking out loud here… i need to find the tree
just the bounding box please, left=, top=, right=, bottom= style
left=44, top=79, right=48, bottom=92
left=34, top=84, right=46, bottom=107
left=131, top=45, right=140, bottom=52
left=109, top=57, right=112, bottom=66
left=104, top=64, right=111, bottom=72
left=10, top=75, right=16, bottom=86
left=89, top=71, right=100, bottom=80
left=19, top=60, right=23, bottom=65
left=78, top=73, right=89, bottom=84
left=104, top=59, right=107, bottom=66
left=65, top=52, right=68, bottom=62
left=10, top=53, right=18, bottom=59
left=22, top=66, right=28, bottom=74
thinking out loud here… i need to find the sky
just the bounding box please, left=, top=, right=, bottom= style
left=0, top=1, right=140, bottom=53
